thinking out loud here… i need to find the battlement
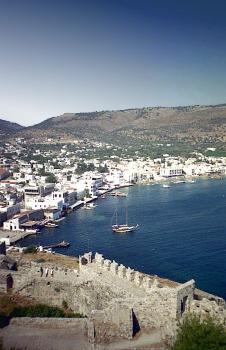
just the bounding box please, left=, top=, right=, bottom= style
left=4, top=250, right=225, bottom=344
left=79, top=251, right=195, bottom=310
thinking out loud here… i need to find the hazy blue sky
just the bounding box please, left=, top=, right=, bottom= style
left=0, top=0, right=226, bottom=125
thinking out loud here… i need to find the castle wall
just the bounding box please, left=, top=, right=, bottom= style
left=8, top=251, right=226, bottom=343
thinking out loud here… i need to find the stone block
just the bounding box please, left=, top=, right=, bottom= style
left=143, top=277, right=152, bottom=289
left=126, top=267, right=134, bottom=281
left=95, top=253, right=103, bottom=263
left=110, top=261, right=118, bottom=275
left=118, top=264, right=126, bottom=278
left=134, top=272, right=143, bottom=286
left=103, top=259, right=111, bottom=271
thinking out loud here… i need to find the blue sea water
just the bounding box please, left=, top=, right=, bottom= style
left=22, top=178, right=226, bottom=299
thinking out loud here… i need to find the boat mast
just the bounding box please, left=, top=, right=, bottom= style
left=126, top=206, right=128, bottom=226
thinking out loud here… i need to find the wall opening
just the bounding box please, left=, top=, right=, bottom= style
left=6, top=274, right=13, bottom=291
left=181, top=296, right=188, bottom=315
left=132, top=310, right=140, bottom=336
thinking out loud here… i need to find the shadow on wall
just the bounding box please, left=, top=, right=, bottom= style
left=132, top=309, right=140, bottom=336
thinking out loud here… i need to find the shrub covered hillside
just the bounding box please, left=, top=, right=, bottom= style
left=172, top=314, right=226, bottom=350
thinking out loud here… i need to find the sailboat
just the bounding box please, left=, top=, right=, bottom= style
left=112, top=207, right=139, bottom=233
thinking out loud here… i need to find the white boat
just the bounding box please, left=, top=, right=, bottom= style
left=83, top=203, right=97, bottom=209
left=187, top=179, right=196, bottom=183
left=112, top=224, right=139, bottom=233
left=162, top=184, right=171, bottom=188
left=45, top=222, right=59, bottom=228
left=112, top=208, right=139, bottom=233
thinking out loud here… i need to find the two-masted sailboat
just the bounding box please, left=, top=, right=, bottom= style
left=112, top=207, right=139, bottom=233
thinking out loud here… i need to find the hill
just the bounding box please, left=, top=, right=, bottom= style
left=17, top=104, right=226, bottom=147
left=0, top=118, right=24, bottom=136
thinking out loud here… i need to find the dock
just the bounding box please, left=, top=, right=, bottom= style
left=69, top=200, right=84, bottom=210
left=42, top=241, right=70, bottom=249
left=107, top=191, right=127, bottom=197
left=0, top=229, right=36, bottom=245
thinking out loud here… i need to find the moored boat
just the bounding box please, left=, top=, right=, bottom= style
left=162, top=184, right=171, bottom=188
left=45, top=222, right=59, bottom=228
left=112, top=208, right=139, bottom=233
left=83, top=203, right=97, bottom=209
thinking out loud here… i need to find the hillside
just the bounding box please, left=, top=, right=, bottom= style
left=17, top=104, right=226, bottom=146
left=0, top=118, right=24, bottom=135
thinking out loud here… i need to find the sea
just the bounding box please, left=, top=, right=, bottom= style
left=21, top=178, right=226, bottom=299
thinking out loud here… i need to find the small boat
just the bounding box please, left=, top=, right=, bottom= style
left=112, top=208, right=139, bottom=233
left=162, top=184, right=171, bottom=188
left=187, top=179, right=196, bottom=183
left=174, top=180, right=185, bottom=184
left=45, top=222, right=59, bottom=228
left=83, top=203, right=97, bottom=209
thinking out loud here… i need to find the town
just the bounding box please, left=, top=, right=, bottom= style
left=0, top=136, right=225, bottom=246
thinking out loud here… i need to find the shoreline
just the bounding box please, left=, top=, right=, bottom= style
left=1, top=175, right=226, bottom=246
left=3, top=177, right=226, bottom=300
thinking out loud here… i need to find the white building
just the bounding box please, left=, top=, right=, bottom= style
left=160, top=166, right=183, bottom=177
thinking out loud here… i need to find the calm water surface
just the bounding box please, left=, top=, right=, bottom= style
left=22, top=179, right=226, bottom=299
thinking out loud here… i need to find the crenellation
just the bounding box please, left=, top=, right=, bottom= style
left=110, top=261, right=118, bottom=275
left=125, top=267, right=134, bottom=281
left=134, top=271, right=143, bottom=286
left=94, top=252, right=104, bottom=266
left=7, top=251, right=225, bottom=345
left=103, top=259, right=111, bottom=271
left=118, top=264, right=126, bottom=278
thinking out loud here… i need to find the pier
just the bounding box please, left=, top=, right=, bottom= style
left=42, top=241, right=70, bottom=249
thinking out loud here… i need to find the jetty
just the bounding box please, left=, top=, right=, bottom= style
left=42, top=241, right=70, bottom=249
left=107, top=191, right=127, bottom=197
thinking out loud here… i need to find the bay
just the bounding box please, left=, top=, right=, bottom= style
left=21, top=178, right=226, bottom=299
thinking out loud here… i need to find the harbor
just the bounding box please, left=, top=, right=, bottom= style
left=19, top=178, right=226, bottom=299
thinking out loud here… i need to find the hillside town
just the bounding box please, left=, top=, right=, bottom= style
left=0, top=137, right=226, bottom=245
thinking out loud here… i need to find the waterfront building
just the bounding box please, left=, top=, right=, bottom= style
left=160, top=166, right=183, bottom=177
left=3, top=209, right=44, bottom=231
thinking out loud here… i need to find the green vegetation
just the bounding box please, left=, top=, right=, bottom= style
left=0, top=294, right=85, bottom=328
left=98, top=164, right=108, bottom=173
left=11, top=304, right=67, bottom=318
left=171, top=314, right=226, bottom=350
left=62, top=300, right=68, bottom=310
left=45, top=173, right=57, bottom=183
left=76, top=162, right=95, bottom=174
left=23, top=246, right=37, bottom=254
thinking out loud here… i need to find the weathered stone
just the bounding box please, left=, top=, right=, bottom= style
left=126, top=267, right=134, bottom=281
left=118, top=264, right=126, bottom=278
left=110, top=261, right=118, bottom=275
left=6, top=251, right=226, bottom=344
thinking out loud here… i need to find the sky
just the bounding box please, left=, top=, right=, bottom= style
left=0, top=0, right=226, bottom=126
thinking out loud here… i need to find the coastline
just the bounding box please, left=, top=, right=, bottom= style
left=1, top=174, right=225, bottom=246
left=3, top=177, right=226, bottom=299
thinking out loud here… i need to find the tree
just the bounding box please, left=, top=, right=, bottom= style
left=45, top=173, right=57, bottom=183
left=84, top=188, right=91, bottom=198
left=171, top=314, right=226, bottom=350
left=98, top=164, right=108, bottom=173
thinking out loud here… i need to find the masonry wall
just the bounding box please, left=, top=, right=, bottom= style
left=8, top=251, right=226, bottom=343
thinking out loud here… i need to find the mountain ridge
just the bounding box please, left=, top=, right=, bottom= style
left=27, top=103, right=226, bottom=144
left=2, top=103, right=226, bottom=148
left=0, top=118, right=24, bottom=135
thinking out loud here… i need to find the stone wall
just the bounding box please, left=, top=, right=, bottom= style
left=7, top=251, right=226, bottom=343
